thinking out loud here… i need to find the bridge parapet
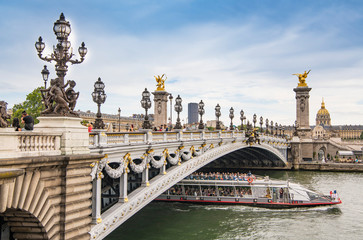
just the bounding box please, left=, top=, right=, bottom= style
left=0, top=130, right=62, bottom=158
left=89, top=130, right=244, bottom=147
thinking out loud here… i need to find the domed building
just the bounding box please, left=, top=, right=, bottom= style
left=316, top=98, right=331, bottom=126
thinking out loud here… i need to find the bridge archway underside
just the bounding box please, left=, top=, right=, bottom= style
left=90, top=140, right=288, bottom=239
left=204, top=146, right=287, bottom=169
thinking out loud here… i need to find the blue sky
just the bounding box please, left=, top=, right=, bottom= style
left=1, top=0, right=362, bottom=125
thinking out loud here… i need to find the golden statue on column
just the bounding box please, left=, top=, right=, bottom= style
left=293, top=70, right=311, bottom=87
left=154, top=74, right=167, bottom=91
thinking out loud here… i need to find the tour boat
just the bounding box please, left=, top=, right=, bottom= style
left=155, top=175, right=342, bottom=208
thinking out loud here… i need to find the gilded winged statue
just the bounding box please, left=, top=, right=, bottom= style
left=154, top=74, right=166, bottom=91
left=293, top=70, right=311, bottom=87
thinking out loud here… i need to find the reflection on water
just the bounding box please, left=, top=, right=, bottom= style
left=106, top=171, right=363, bottom=240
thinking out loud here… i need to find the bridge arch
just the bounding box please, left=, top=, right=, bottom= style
left=91, top=140, right=289, bottom=239
left=205, top=144, right=287, bottom=169
left=0, top=171, right=54, bottom=240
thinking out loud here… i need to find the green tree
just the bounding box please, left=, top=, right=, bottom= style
left=360, top=131, right=363, bottom=139
left=12, top=87, right=44, bottom=125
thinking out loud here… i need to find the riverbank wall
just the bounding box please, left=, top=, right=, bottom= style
left=298, top=163, right=363, bottom=172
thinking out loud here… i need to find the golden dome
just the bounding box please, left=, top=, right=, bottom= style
left=317, top=98, right=330, bottom=115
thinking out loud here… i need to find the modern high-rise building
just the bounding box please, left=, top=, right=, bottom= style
left=188, top=103, right=198, bottom=124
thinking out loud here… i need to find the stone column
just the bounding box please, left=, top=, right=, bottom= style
left=152, top=91, right=170, bottom=129
left=293, top=87, right=312, bottom=138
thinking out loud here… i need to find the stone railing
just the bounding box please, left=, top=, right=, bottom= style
left=89, top=130, right=247, bottom=146
left=0, top=129, right=62, bottom=158
left=88, top=130, right=287, bottom=147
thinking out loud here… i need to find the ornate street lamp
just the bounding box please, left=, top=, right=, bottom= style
left=240, top=110, right=246, bottom=131
left=174, top=95, right=183, bottom=129
left=198, top=100, right=205, bottom=130
left=126, top=123, right=130, bottom=131
left=275, top=122, right=278, bottom=136
left=169, top=94, right=173, bottom=127
left=35, top=13, right=87, bottom=85
left=265, top=118, right=269, bottom=134
left=270, top=120, right=274, bottom=135
left=91, top=77, right=106, bottom=129
left=282, top=125, right=285, bottom=137
left=118, top=107, right=121, bottom=132
left=141, top=88, right=152, bottom=129
left=229, top=107, right=234, bottom=130
left=215, top=104, right=221, bottom=130
left=279, top=124, right=282, bottom=136
left=41, top=65, right=50, bottom=88
left=253, top=113, right=257, bottom=128
left=259, top=116, right=263, bottom=132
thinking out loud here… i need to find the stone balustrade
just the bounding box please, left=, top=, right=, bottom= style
left=0, top=130, right=62, bottom=158
left=89, top=130, right=249, bottom=147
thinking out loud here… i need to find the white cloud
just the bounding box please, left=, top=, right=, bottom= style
left=0, top=4, right=362, bottom=126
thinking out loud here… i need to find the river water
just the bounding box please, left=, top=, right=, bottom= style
left=106, top=170, right=363, bottom=240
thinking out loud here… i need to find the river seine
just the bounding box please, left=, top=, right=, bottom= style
left=106, top=170, right=363, bottom=240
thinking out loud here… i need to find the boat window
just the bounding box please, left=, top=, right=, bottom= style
left=200, top=185, right=217, bottom=196
left=235, top=186, right=252, bottom=197
left=306, top=190, right=320, bottom=200
left=184, top=185, right=201, bottom=196
left=252, top=187, right=270, bottom=198
left=218, top=186, right=235, bottom=197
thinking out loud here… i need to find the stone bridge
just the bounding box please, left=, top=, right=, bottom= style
left=88, top=130, right=288, bottom=239
left=0, top=123, right=288, bottom=240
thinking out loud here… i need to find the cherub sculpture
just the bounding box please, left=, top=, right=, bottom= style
left=293, top=70, right=311, bottom=87
left=154, top=74, right=166, bottom=91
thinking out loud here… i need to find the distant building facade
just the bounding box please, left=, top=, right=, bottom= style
left=188, top=103, right=198, bottom=124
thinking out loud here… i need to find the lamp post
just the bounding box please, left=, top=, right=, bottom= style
left=35, top=13, right=87, bottom=85
left=118, top=107, right=121, bottom=132
left=174, top=95, right=183, bottom=129
left=41, top=65, right=50, bottom=88
left=265, top=118, right=269, bottom=134
left=91, top=77, right=106, bottom=129
left=275, top=122, right=278, bottom=136
left=198, top=100, right=205, bottom=130
left=282, top=125, right=285, bottom=137
left=141, top=88, right=152, bottom=129
left=215, top=104, right=221, bottom=130
left=253, top=113, right=257, bottom=128
left=240, top=110, right=246, bottom=131
left=259, top=116, right=263, bottom=133
left=270, top=120, right=274, bottom=135
left=169, top=94, right=173, bottom=128
left=229, top=107, right=234, bottom=130
left=279, top=124, right=282, bottom=136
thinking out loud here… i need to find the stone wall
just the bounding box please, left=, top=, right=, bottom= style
left=0, top=154, right=102, bottom=240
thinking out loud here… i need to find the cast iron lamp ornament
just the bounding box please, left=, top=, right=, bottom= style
left=41, top=65, right=50, bottom=88
left=35, top=13, right=86, bottom=117
left=275, top=123, right=278, bottom=136
left=259, top=116, right=263, bottom=133
left=215, top=104, right=221, bottom=130
left=198, top=100, right=205, bottom=130
left=141, top=88, right=152, bottom=129
left=270, top=120, right=274, bottom=135
left=92, top=77, right=106, bottom=129
left=35, top=13, right=87, bottom=84
left=174, top=95, right=183, bottom=129
left=279, top=124, right=282, bottom=136
left=265, top=118, right=269, bottom=134
left=253, top=113, right=257, bottom=128
left=229, top=107, right=234, bottom=130
left=240, top=110, right=246, bottom=131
